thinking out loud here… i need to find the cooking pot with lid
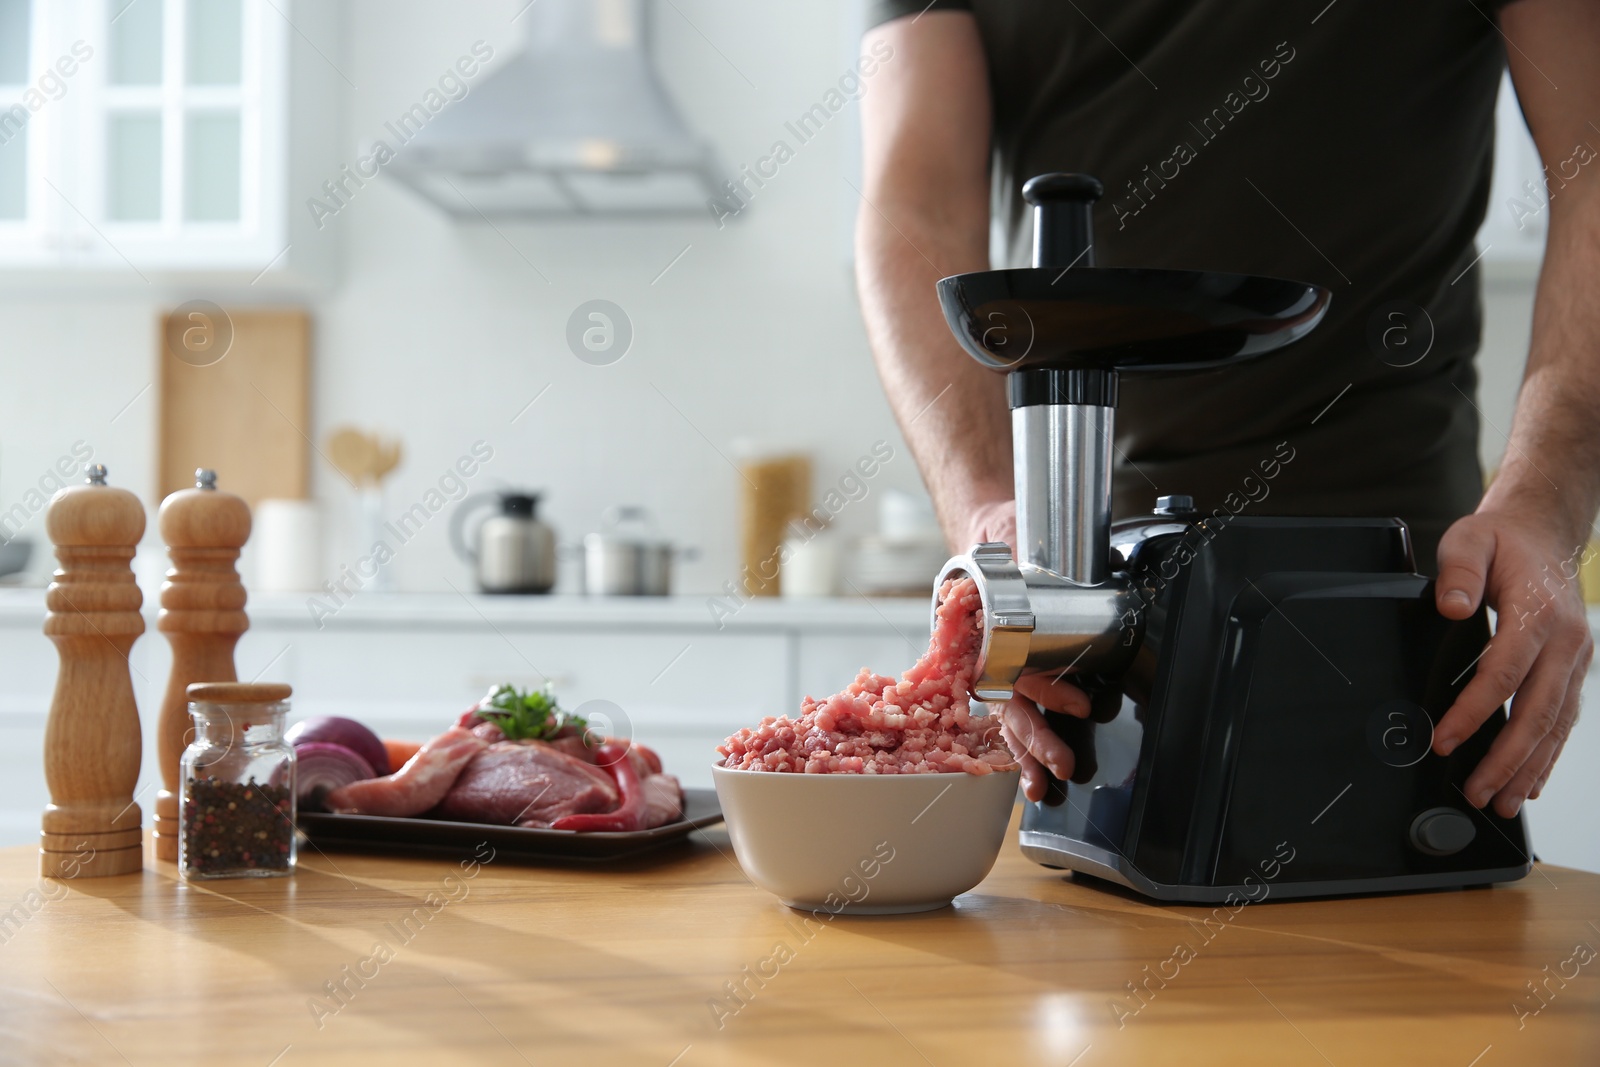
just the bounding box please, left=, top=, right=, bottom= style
left=582, top=506, right=695, bottom=596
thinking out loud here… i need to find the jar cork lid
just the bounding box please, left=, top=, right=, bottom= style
left=187, top=682, right=292, bottom=704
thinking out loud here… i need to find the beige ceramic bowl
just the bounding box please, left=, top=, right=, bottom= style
left=711, top=765, right=1021, bottom=914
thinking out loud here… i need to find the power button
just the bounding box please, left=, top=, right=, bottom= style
left=1409, top=807, right=1477, bottom=856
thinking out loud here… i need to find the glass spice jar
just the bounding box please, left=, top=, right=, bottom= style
left=179, top=682, right=298, bottom=880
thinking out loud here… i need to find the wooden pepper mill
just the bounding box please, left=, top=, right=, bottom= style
left=153, top=469, right=251, bottom=862
left=41, top=464, right=147, bottom=878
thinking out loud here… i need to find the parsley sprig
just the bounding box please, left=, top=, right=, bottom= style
left=473, top=684, right=585, bottom=741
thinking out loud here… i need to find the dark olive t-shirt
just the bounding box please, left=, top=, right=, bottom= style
left=868, top=0, right=1515, bottom=571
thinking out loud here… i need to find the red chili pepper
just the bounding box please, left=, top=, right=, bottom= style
left=550, top=743, right=644, bottom=832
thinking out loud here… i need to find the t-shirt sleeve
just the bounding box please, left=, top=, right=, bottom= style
left=865, top=0, right=972, bottom=30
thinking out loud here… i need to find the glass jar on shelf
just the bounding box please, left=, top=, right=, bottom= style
left=179, top=682, right=297, bottom=880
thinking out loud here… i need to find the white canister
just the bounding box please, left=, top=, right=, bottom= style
left=879, top=488, right=941, bottom=542
left=781, top=530, right=840, bottom=598
left=252, top=499, right=322, bottom=592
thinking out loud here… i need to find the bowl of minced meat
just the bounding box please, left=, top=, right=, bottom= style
left=713, top=576, right=1022, bottom=913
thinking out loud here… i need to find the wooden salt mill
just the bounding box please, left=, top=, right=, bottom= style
left=41, top=464, right=147, bottom=877
left=153, top=469, right=250, bottom=862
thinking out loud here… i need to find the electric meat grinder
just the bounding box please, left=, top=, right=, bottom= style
left=932, top=173, right=1531, bottom=902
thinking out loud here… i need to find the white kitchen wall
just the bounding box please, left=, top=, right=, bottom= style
left=1478, top=276, right=1539, bottom=472
left=0, top=2, right=1587, bottom=868
left=0, top=0, right=919, bottom=601
left=0, top=0, right=1544, bottom=601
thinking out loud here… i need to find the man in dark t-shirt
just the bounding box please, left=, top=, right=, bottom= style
left=855, top=2, right=1598, bottom=821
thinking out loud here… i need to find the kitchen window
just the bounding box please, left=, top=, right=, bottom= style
left=0, top=0, right=287, bottom=272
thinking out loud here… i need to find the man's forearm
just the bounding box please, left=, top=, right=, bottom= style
left=856, top=12, right=1011, bottom=548
left=1488, top=0, right=1600, bottom=551
left=1480, top=181, right=1600, bottom=550
left=856, top=202, right=1010, bottom=546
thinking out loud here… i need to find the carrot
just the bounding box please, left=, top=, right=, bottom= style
left=382, top=738, right=423, bottom=770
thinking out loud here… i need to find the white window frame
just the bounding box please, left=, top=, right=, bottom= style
left=0, top=0, right=287, bottom=272
left=0, top=0, right=53, bottom=254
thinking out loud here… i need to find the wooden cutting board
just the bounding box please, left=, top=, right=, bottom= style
left=157, top=307, right=311, bottom=506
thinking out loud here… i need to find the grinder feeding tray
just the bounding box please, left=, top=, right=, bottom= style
left=931, top=173, right=1530, bottom=902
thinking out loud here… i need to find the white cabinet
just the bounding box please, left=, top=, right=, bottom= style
left=0, top=589, right=934, bottom=844
left=796, top=631, right=920, bottom=704
left=1524, top=655, right=1600, bottom=875
left=224, top=594, right=927, bottom=789
left=0, top=0, right=290, bottom=272
left=236, top=624, right=794, bottom=789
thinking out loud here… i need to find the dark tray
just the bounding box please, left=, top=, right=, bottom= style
left=296, top=788, right=724, bottom=863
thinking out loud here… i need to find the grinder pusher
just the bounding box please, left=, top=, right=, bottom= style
left=930, top=173, right=1531, bottom=902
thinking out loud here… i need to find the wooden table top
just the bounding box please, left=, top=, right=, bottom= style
left=0, top=808, right=1595, bottom=1067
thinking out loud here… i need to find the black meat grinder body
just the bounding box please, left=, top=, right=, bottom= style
left=931, top=173, right=1531, bottom=902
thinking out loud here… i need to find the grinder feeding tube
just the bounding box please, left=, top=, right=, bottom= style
left=929, top=173, right=1532, bottom=902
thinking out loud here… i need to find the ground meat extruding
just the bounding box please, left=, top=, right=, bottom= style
left=717, top=577, right=1017, bottom=775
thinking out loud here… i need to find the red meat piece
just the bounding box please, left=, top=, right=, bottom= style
left=434, top=740, right=620, bottom=828
left=325, top=726, right=489, bottom=817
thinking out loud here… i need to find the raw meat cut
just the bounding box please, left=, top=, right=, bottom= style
left=641, top=772, right=685, bottom=829
left=543, top=734, right=663, bottom=780
left=717, top=576, right=1018, bottom=775
left=434, top=740, right=620, bottom=828
left=470, top=720, right=506, bottom=743
left=326, top=726, right=489, bottom=817
left=465, top=721, right=662, bottom=777
left=325, top=714, right=686, bottom=830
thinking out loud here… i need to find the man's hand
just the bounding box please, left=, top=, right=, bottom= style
left=1437, top=0, right=1600, bottom=820
left=961, top=498, right=1061, bottom=801
left=1002, top=674, right=1092, bottom=802
left=1433, top=508, right=1593, bottom=818
left=961, top=498, right=1018, bottom=555
left=960, top=499, right=1098, bottom=802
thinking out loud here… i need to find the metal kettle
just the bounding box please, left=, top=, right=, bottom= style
left=450, top=491, right=556, bottom=594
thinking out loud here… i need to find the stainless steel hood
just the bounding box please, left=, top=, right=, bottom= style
left=388, top=0, right=724, bottom=218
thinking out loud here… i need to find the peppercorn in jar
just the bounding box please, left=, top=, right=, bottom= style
left=179, top=682, right=297, bottom=880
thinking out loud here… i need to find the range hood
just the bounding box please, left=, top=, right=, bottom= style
left=388, top=0, right=725, bottom=218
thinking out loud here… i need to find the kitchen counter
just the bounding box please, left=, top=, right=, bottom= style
left=0, top=587, right=935, bottom=632
left=0, top=812, right=1595, bottom=1066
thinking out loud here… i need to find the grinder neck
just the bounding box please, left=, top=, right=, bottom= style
left=1011, top=172, right=1117, bottom=587
left=1010, top=369, right=1117, bottom=586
